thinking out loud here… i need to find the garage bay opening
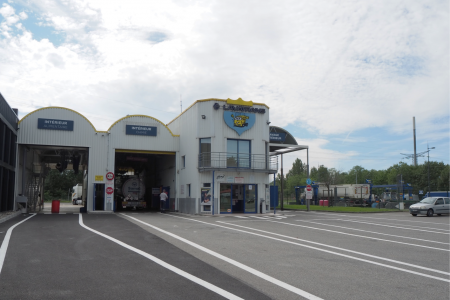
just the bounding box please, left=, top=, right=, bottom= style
left=114, top=150, right=175, bottom=211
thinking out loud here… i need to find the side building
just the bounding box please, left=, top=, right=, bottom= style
left=0, top=93, right=18, bottom=212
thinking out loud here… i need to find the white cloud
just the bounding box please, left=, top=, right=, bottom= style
left=0, top=0, right=448, bottom=170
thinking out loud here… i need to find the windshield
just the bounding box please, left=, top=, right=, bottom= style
left=419, top=197, right=435, bottom=204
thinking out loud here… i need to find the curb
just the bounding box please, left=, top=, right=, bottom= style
left=0, top=210, right=22, bottom=224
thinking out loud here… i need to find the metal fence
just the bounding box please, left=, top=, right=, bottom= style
left=198, top=152, right=278, bottom=173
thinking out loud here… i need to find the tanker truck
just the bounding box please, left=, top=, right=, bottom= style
left=116, top=176, right=147, bottom=210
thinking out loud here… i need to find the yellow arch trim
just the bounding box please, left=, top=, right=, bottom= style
left=108, top=115, right=179, bottom=137
left=167, top=98, right=270, bottom=126
left=18, top=106, right=97, bottom=131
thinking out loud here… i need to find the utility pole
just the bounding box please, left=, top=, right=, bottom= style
left=427, top=144, right=435, bottom=195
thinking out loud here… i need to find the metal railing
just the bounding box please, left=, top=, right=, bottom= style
left=198, top=152, right=278, bottom=173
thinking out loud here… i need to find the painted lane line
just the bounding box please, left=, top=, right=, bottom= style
left=295, top=220, right=449, bottom=245
left=78, top=214, right=243, bottom=300
left=326, top=218, right=450, bottom=232
left=324, top=218, right=450, bottom=233
left=217, top=221, right=450, bottom=276
left=296, top=211, right=450, bottom=227
left=264, top=219, right=449, bottom=251
left=162, top=214, right=450, bottom=283
left=234, top=216, right=249, bottom=219
left=0, top=214, right=36, bottom=274
left=121, top=214, right=323, bottom=300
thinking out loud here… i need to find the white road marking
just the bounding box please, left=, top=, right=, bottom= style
left=78, top=214, right=244, bottom=300
left=159, top=214, right=450, bottom=283
left=297, top=211, right=450, bottom=226
left=265, top=219, right=449, bottom=251
left=294, top=220, right=449, bottom=245
left=0, top=214, right=36, bottom=274
left=320, top=218, right=450, bottom=233
left=234, top=216, right=249, bottom=219
left=217, top=221, right=450, bottom=276
left=121, top=213, right=323, bottom=300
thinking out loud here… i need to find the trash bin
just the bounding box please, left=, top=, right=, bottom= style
left=51, top=200, right=60, bottom=213
left=319, top=200, right=324, bottom=206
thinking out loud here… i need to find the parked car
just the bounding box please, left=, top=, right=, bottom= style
left=409, top=197, right=450, bottom=217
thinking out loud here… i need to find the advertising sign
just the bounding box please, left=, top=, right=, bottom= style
left=38, top=118, right=74, bottom=131
left=201, top=188, right=211, bottom=205
left=269, top=132, right=286, bottom=142
left=125, top=125, right=157, bottom=136
left=223, top=111, right=255, bottom=136
left=235, top=177, right=244, bottom=184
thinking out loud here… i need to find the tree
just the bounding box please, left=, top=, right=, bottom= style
left=286, top=158, right=305, bottom=179
left=44, top=170, right=83, bottom=201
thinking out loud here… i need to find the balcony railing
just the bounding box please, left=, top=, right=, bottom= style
left=198, top=152, right=278, bottom=173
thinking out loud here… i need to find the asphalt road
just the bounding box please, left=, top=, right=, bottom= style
left=0, top=210, right=448, bottom=300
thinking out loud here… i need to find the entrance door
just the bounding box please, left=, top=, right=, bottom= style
left=220, top=183, right=257, bottom=214
left=93, top=183, right=105, bottom=211
left=245, top=184, right=257, bottom=213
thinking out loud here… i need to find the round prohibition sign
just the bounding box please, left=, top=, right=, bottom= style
left=106, top=187, right=114, bottom=195
left=106, top=172, right=115, bottom=180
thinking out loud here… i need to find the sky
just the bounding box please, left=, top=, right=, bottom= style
left=0, top=0, right=448, bottom=175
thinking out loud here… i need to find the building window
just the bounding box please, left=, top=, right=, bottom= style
left=182, top=155, right=185, bottom=169
left=227, top=139, right=250, bottom=168
left=199, top=138, right=211, bottom=167
left=187, top=184, right=191, bottom=197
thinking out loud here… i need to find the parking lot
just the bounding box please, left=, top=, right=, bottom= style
left=0, top=210, right=448, bottom=299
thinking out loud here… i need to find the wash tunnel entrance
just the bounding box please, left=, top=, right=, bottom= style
left=113, top=150, right=175, bottom=211
left=17, top=144, right=89, bottom=213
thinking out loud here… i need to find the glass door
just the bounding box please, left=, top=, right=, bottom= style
left=220, top=184, right=232, bottom=213
left=245, top=184, right=257, bottom=213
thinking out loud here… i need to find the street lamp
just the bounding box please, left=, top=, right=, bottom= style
left=427, top=145, right=435, bottom=195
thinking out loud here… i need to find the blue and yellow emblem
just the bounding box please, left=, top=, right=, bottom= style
left=224, top=111, right=255, bottom=135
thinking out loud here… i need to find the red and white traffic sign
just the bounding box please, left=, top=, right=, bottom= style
left=306, top=185, right=312, bottom=192
left=106, top=187, right=114, bottom=194
left=106, top=172, right=115, bottom=181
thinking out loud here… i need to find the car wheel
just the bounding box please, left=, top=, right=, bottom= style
left=72, top=200, right=76, bottom=205
left=411, top=214, right=417, bottom=216
left=426, top=209, right=434, bottom=217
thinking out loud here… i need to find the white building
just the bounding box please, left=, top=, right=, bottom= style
left=15, top=98, right=305, bottom=214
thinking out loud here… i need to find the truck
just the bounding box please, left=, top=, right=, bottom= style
left=424, top=191, right=450, bottom=198
left=117, top=176, right=147, bottom=210
left=72, top=184, right=83, bottom=205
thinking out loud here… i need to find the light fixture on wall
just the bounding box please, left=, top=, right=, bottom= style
left=202, top=115, right=206, bottom=119
left=266, top=121, right=271, bottom=125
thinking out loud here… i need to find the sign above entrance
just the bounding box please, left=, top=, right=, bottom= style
left=270, top=132, right=286, bottom=143
left=95, top=175, right=104, bottom=181
left=38, top=118, right=74, bottom=131
left=125, top=125, right=157, bottom=136
left=224, top=111, right=255, bottom=136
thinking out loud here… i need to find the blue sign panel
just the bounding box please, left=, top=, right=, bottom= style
left=224, top=111, right=255, bottom=136
left=270, top=132, right=286, bottom=142
left=38, top=118, right=74, bottom=131
left=306, top=178, right=311, bottom=185
left=126, top=125, right=157, bottom=136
